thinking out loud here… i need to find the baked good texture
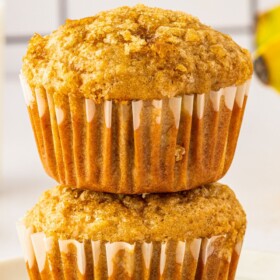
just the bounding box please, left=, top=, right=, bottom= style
left=20, top=5, right=252, bottom=194
left=24, top=183, right=246, bottom=243
left=20, top=183, right=246, bottom=279
left=22, top=4, right=252, bottom=102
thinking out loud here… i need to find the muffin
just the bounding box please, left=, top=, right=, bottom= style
left=20, top=5, right=253, bottom=193
left=18, top=183, right=246, bottom=279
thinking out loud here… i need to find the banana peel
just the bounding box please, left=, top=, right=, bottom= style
left=256, top=6, right=280, bottom=48
left=254, top=34, right=280, bottom=92
left=254, top=5, right=280, bottom=93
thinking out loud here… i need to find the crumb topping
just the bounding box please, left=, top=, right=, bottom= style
left=22, top=5, right=253, bottom=102
left=24, top=183, right=246, bottom=243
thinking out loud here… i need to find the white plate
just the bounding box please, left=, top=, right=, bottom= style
left=0, top=257, right=28, bottom=280
left=0, top=250, right=279, bottom=279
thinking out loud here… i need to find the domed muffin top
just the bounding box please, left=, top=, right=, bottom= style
left=22, top=4, right=253, bottom=102
left=23, top=183, right=246, bottom=243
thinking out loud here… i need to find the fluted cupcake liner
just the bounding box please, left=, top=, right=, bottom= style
left=20, top=74, right=251, bottom=193
left=17, top=223, right=243, bottom=280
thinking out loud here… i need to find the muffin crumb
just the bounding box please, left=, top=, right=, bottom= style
left=175, top=145, right=186, bottom=161
left=22, top=5, right=253, bottom=102
left=23, top=183, right=246, bottom=244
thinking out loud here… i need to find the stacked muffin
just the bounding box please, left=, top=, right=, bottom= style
left=18, top=5, right=253, bottom=279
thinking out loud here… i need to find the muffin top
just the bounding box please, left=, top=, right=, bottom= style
left=23, top=183, right=246, bottom=243
left=22, top=5, right=252, bottom=102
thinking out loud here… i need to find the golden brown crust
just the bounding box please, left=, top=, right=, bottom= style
left=22, top=5, right=253, bottom=102
left=23, top=183, right=246, bottom=243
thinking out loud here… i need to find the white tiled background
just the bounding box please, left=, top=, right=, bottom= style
left=1, top=0, right=280, bottom=260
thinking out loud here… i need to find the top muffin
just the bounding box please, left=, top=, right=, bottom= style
left=22, top=4, right=253, bottom=102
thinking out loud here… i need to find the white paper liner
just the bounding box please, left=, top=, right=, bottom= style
left=201, top=235, right=225, bottom=265
left=17, top=224, right=243, bottom=279
left=19, top=73, right=35, bottom=106
left=20, top=73, right=251, bottom=193
left=142, top=242, right=153, bottom=270
left=20, top=74, right=250, bottom=120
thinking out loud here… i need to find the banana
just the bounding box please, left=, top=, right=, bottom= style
left=256, top=6, right=280, bottom=48
left=254, top=5, right=280, bottom=92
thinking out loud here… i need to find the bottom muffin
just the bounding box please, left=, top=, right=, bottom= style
left=18, top=183, right=246, bottom=280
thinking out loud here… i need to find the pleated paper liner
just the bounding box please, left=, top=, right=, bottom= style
left=20, top=74, right=251, bottom=193
left=17, top=223, right=244, bottom=280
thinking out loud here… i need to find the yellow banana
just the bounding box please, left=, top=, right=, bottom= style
left=254, top=5, right=280, bottom=93
left=256, top=6, right=280, bottom=48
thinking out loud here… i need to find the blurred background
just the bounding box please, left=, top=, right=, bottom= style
left=1, top=0, right=280, bottom=260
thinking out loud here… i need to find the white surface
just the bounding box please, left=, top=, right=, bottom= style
left=237, top=251, right=280, bottom=280
left=6, top=0, right=58, bottom=36
left=0, top=258, right=28, bottom=280
left=6, top=44, right=27, bottom=75
left=258, top=0, right=280, bottom=11
left=1, top=251, right=280, bottom=280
